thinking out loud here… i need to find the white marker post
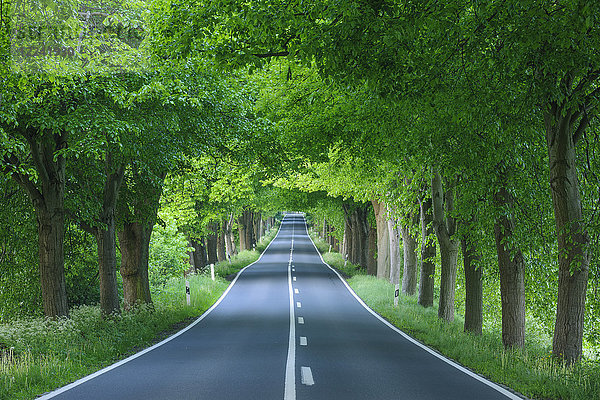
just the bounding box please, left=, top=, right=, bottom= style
left=394, top=284, right=400, bottom=307
left=210, top=263, right=215, bottom=281
left=185, top=280, right=191, bottom=306
left=328, top=244, right=332, bottom=253
left=227, top=254, right=231, bottom=265
left=344, top=254, right=348, bottom=267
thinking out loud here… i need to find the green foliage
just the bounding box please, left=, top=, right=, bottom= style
left=0, top=179, right=40, bottom=322
left=63, top=223, right=100, bottom=308
left=148, top=218, right=192, bottom=286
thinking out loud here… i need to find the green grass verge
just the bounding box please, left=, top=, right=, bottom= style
left=309, top=231, right=366, bottom=278
left=347, top=275, right=600, bottom=400
left=0, top=225, right=280, bottom=400
left=0, top=275, right=228, bottom=400
left=214, top=226, right=279, bottom=279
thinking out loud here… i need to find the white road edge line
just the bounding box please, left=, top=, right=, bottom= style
left=300, top=366, right=314, bottom=386
left=284, top=217, right=297, bottom=400
left=38, top=216, right=287, bottom=400
left=303, top=220, right=523, bottom=400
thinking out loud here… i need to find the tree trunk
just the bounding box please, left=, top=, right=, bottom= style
left=118, top=221, right=153, bottom=309
left=206, top=222, right=218, bottom=265
left=387, top=211, right=401, bottom=286
left=342, top=206, right=353, bottom=262
left=187, top=238, right=196, bottom=270
left=237, top=209, right=254, bottom=251
left=217, top=223, right=226, bottom=262
left=253, top=212, right=261, bottom=247
left=96, top=162, right=124, bottom=316
left=400, top=220, right=418, bottom=295
left=37, top=208, right=69, bottom=317
left=545, top=107, right=589, bottom=363
left=191, top=238, right=207, bottom=271
left=367, top=219, right=377, bottom=276
left=224, top=214, right=236, bottom=257
left=238, top=218, right=247, bottom=251
left=462, top=232, right=483, bottom=335
left=431, top=170, right=460, bottom=322
left=117, top=169, right=164, bottom=310
left=418, top=197, right=436, bottom=308
left=372, top=199, right=390, bottom=280
left=96, top=219, right=120, bottom=315
left=494, top=184, right=526, bottom=348
left=11, top=131, right=70, bottom=318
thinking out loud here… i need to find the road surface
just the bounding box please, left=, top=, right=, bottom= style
left=39, top=214, right=522, bottom=400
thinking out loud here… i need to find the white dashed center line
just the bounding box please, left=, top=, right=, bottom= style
left=301, top=367, right=314, bottom=386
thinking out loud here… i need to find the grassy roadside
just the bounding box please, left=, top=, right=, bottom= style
left=214, top=226, right=279, bottom=279
left=308, top=230, right=599, bottom=400
left=0, top=225, right=279, bottom=400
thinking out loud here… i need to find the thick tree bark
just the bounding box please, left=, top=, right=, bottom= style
left=400, top=220, right=418, bottom=295
left=431, top=170, right=460, bottom=322
left=9, top=130, right=69, bottom=318
left=118, top=221, right=153, bottom=309
left=96, top=220, right=120, bottom=315
left=37, top=207, right=69, bottom=317
left=224, top=214, right=236, bottom=257
left=237, top=209, right=255, bottom=251
left=96, top=162, right=124, bottom=316
left=462, top=232, right=483, bottom=335
left=253, top=212, right=261, bottom=247
left=342, top=203, right=371, bottom=272
left=217, top=224, right=226, bottom=262
left=545, top=106, right=589, bottom=363
left=206, top=222, right=218, bottom=265
left=117, top=170, right=164, bottom=310
left=238, top=220, right=247, bottom=251
left=372, top=199, right=390, bottom=280
left=367, top=219, right=377, bottom=276
left=342, top=206, right=353, bottom=262
left=494, top=184, right=526, bottom=348
left=191, top=238, right=207, bottom=271
left=387, top=211, right=402, bottom=286
left=418, top=197, right=436, bottom=308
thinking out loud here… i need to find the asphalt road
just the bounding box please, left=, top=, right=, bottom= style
left=40, top=214, right=522, bottom=400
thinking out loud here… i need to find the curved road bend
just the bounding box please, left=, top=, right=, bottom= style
left=39, top=214, right=523, bottom=400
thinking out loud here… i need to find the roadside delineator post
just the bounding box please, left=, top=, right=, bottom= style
left=227, top=253, right=231, bottom=265
left=394, top=284, right=400, bottom=307
left=210, top=263, right=215, bottom=281
left=344, top=254, right=348, bottom=267
left=186, top=280, right=191, bottom=306
left=328, top=244, right=332, bottom=253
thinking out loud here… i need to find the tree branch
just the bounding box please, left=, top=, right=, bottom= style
left=2, top=154, right=44, bottom=206
left=573, top=111, right=590, bottom=145
left=251, top=50, right=290, bottom=58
